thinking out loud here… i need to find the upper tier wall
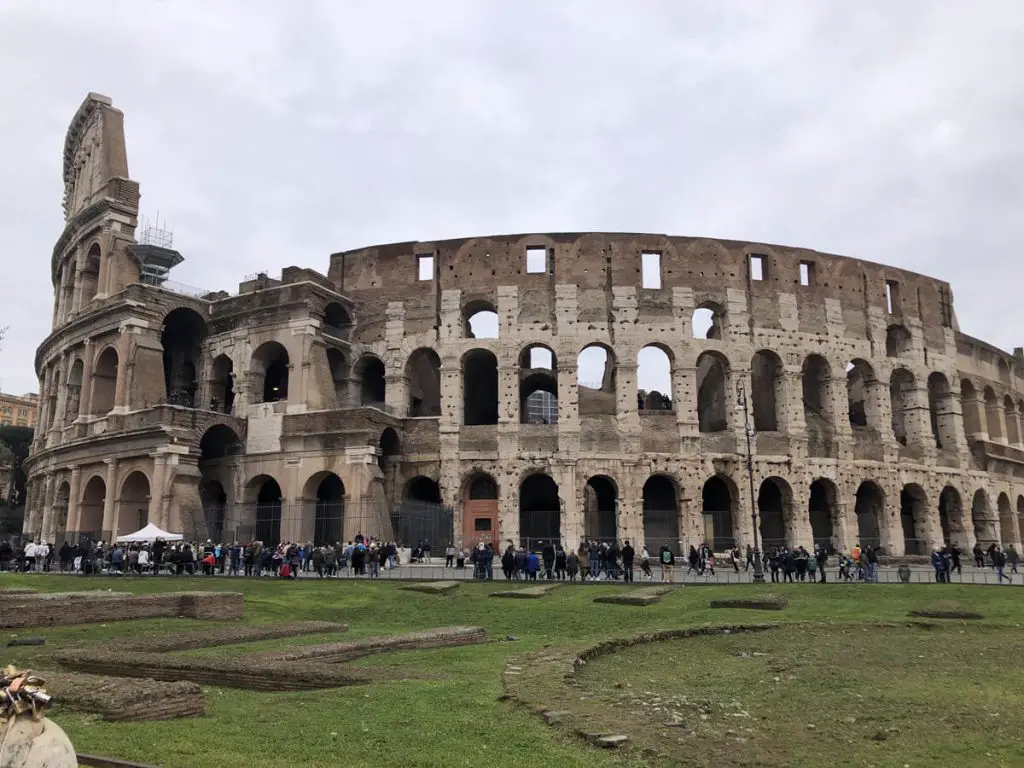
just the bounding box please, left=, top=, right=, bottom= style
left=328, top=233, right=958, bottom=347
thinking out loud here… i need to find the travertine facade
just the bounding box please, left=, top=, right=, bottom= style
left=22, top=94, right=1024, bottom=555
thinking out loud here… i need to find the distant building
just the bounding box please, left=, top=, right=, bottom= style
left=0, top=392, right=38, bottom=428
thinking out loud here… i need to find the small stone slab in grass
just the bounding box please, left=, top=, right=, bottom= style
left=908, top=610, right=984, bottom=620
left=709, top=594, right=788, bottom=611
left=594, top=586, right=672, bottom=606
left=400, top=581, right=461, bottom=595
left=490, top=584, right=560, bottom=599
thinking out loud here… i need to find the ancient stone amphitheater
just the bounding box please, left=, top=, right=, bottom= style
left=23, top=93, right=1024, bottom=556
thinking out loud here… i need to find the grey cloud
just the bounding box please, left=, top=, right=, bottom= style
left=0, top=0, right=1022, bottom=396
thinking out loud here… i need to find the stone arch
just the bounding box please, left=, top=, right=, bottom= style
left=302, top=471, right=345, bottom=545
left=198, top=424, right=240, bottom=540
left=251, top=341, right=290, bottom=404
left=1003, top=395, right=1020, bottom=445
left=519, top=473, right=560, bottom=547
left=79, top=475, right=106, bottom=540
left=702, top=475, right=736, bottom=551
left=808, top=478, right=839, bottom=549
left=802, top=354, right=834, bottom=457
left=757, top=477, right=792, bottom=549
left=162, top=307, right=208, bottom=407
left=64, top=358, right=84, bottom=424
left=246, top=475, right=283, bottom=547
left=998, top=357, right=1011, bottom=386
left=997, top=492, right=1016, bottom=547
left=692, top=300, right=725, bottom=340
left=972, top=488, right=996, bottom=546
left=960, top=379, right=982, bottom=436
left=889, top=368, right=916, bottom=446
left=578, top=343, right=617, bottom=416
left=356, top=354, right=386, bottom=407
left=405, top=475, right=442, bottom=504
left=406, top=348, right=441, bottom=417
left=117, top=471, right=150, bottom=537
left=378, top=427, right=401, bottom=471
left=520, top=344, right=557, bottom=424
left=846, top=359, right=877, bottom=428
left=199, top=478, right=227, bottom=542
left=900, top=483, right=929, bottom=555
left=637, top=344, right=673, bottom=411
left=465, top=472, right=498, bottom=500
left=91, top=346, right=118, bottom=415
left=696, top=351, right=730, bottom=433
left=927, top=372, right=954, bottom=449
left=643, top=474, right=680, bottom=555
left=983, top=386, right=1003, bottom=441
left=323, top=302, right=352, bottom=339
left=750, top=350, right=784, bottom=431
left=854, top=481, right=886, bottom=550
left=583, top=475, right=618, bottom=542
left=463, top=299, right=499, bottom=339
left=81, top=243, right=101, bottom=304
left=885, top=324, right=912, bottom=357
left=210, top=354, right=235, bottom=413
left=463, top=349, right=498, bottom=425
left=939, top=485, right=966, bottom=548
left=463, top=471, right=500, bottom=547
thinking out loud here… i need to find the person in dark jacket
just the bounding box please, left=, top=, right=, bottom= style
left=566, top=550, right=580, bottom=581
left=541, top=542, right=555, bottom=580
left=554, top=546, right=567, bottom=580
left=621, top=541, right=635, bottom=583
left=501, top=545, right=515, bottom=579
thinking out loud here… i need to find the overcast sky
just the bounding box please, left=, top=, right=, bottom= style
left=1, top=0, right=1022, bottom=399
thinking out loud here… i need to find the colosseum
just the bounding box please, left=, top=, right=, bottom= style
left=22, top=93, right=1024, bottom=557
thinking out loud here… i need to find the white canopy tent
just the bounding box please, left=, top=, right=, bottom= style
left=115, top=523, right=184, bottom=543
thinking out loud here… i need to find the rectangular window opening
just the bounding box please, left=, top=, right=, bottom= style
left=749, top=254, right=765, bottom=281
left=474, top=518, right=493, bottom=532
left=641, top=251, right=662, bottom=289
left=526, top=246, right=547, bottom=274
left=417, top=254, right=434, bottom=281
left=799, top=261, right=812, bottom=286
left=885, top=279, right=901, bottom=314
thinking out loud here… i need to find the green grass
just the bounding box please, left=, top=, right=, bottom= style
left=1, top=575, right=1021, bottom=768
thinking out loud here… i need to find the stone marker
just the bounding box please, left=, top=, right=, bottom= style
left=594, top=586, right=672, bottom=606
left=709, top=595, right=788, bottom=611
left=399, top=581, right=460, bottom=594
left=490, top=584, right=560, bottom=599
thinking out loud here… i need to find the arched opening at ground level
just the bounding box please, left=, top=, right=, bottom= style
left=939, top=486, right=966, bottom=548
left=117, top=471, right=150, bottom=537
left=854, top=481, right=885, bottom=550
left=307, top=472, right=345, bottom=546
left=757, top=477, right=792, bottom=550
left=519, top=473, right=560, bottom=549
left=808, top=479, right=838, bottom=550
left=79, top=476, right=106, bottom=540
left=463, top=472, right=499, bottom=547
left=900, top=484, right=929, bottom=555
left=701, top=476, right=735, bottom=552
left=247, top=475, right=282, bottom=547
left=393, top=476, right=452, bottom=549
left=583, top=475, right=618, bottom=542
left=642, top=475, right=680, bottom=555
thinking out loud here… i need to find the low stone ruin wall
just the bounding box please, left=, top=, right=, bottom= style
left=0, top=591, right=244, bottom=629
left=43, top=671, right=204, bottom=721
left=255, top=626, right=487, bottom=663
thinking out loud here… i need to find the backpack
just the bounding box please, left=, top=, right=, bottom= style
left=661, top=549, right=672, bottom=564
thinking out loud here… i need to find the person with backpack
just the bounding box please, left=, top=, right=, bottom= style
left=659, top=545, right=675, bottom=582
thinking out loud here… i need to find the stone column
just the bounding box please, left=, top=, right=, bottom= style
left=65, top=466, right=83, bottom=539
left=100, top=459, right=119, bottom=542
left=39, top=474, right=55, bottom=542
left=150, top=454, right=167, bottom=528
left=559, top=461, right=578, bottom=551
left=829, top=375, right=853, bottom=460
left=112, top=330, right=132, bottom=412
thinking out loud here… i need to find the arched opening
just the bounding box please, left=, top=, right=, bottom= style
left=64, top=359, right=83, bottom=424
left=358, top=356, right=387, bottom=407
left=1003, top=395, right=1020, bottom=445
left=79, top=476, right=106, bottom=540
left=406, top=476, right=442, bottom=504
left=939, top=486, right=965, bottom=548
left=643, top=475, right=680, bottom=554
left=251, top=342, right=289, bottom=403
left=80, top=244, right=101, bottom=304
left=696, top=351, right=729, bottom=432
left=846, top=359, right=876, bottom=428
left=326, top=349, right=349, bottom=407
left=983, top=386, right=1003, bottom=441
left=997, top=358, right=1011, bottom=386
left=578, top=344, right=617, bottom=416
left=162, top=308, right=207, bottom=408
left=520, top=345, right=557, bottom=424
left=997, top=492, right=1015, bottom=547
left=468, top=474, right=498, bottom=500
left=889, top=368, right=916, bottom=446
left=927, top=372, right=953, bottom=449
left=91, top=347, right=118, bottom=415
left=314, top=474, right=345, bottom=545
left=406, top=348, right=441, bottom=417
left=854, top=481, right=885, bottom=550
left=691, top=302, right=724, bottom=340
left=583, top=475, right=618, bottom=542
left=751, top=350, right=784, bottom=431
left=199, top=424, right=240, bottom=541
left=323, top=302, right=352, bottom=339
left=757, top=477, right=791, bottom=549
left=637, top=344, right=673, bottom=411
left=117, top=471, right=150, bottom=537
left=900, top=484, right=928, bottom=555
left=463, top=472, right=500, bottom=545
left=702, top=476, right=735, bottom=552
left=395, top=476, right=450, bottom=548
left=885, top=325, right=912, bottom=357
left=960, top=379, right=982, bottom=436
left=802, top=354, right=833, bottom=457
left=463, top=349, right=498, bottom=425
left=519, top=473, right=560, bottom=547
left=808, top=479, right=837, bottom=549
left=251, top=476, right=282, bottom=547
left=972, top=489, right=995, bottom=546
left=463, top=301, right=499, bottom=339
left=210, top=354, right=235, bottom=414
left=378, top=427, right=401, bottom=473
left=199, top=479, right=227, bottom=543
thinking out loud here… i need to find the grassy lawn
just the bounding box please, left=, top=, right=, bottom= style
left=1, top=575, right=1021, bottom=768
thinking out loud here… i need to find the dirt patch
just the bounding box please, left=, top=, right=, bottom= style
left=593, top=587, right=673, bottom=606
left=400, top=581, right=461, bottom=594
left=43, top=670, right=203, bottom=721
left=490, top=584, right=561, bottom=599
left=709, top=594, right=788, bottom=611
left=252, top=627, right=487, bottom=663
left=908, top=610, right=984, bottom=620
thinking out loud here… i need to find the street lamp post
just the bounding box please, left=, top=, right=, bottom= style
left=736, top=381, right=765, bottom=583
